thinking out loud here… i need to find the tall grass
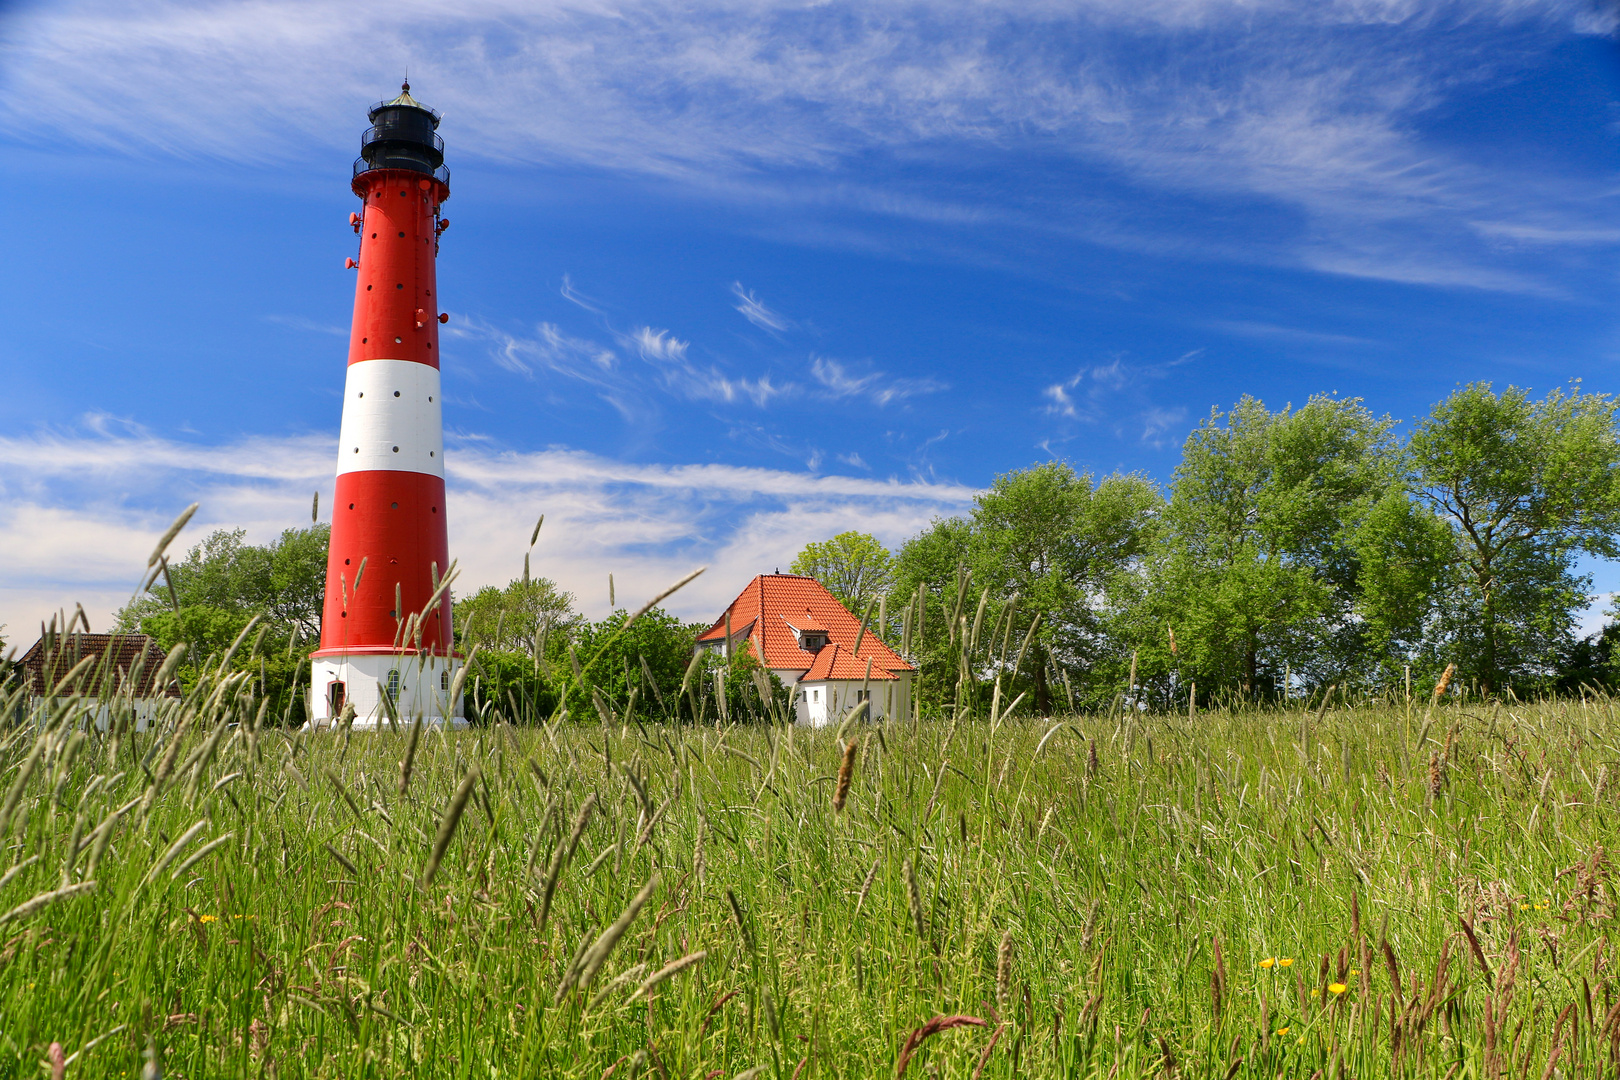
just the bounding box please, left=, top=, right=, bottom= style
left=3, top=640, right=1619, bottom=1077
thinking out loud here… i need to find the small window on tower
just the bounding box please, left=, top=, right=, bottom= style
left=441, top=670, right=450, bottom=691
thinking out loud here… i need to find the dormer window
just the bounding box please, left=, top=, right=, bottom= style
left=803, top=633, right=827, bottom=652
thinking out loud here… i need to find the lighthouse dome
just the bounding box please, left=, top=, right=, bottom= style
left=357, top=82, right=447, bottom=183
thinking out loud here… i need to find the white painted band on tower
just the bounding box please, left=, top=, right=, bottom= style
left=336, top=359, right=445, bottom=478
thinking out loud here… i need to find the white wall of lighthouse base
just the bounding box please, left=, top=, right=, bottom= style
left=308, top=653, right=466, bottom=731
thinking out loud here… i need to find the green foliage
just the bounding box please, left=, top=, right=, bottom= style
left=115, top=525, right=329, bottom=721
left=120, top=525, right=329, bottom=641
left=969, top=464, right=1159, bottom=712
left=1344, top=485, right=1453, bottom=684
left=462, top=649, right=559, bottom=724
left=562, top=608, right=702, bottom=723
left=1408, top=381, right=1620, bottom=694
left=790, top=530, right=894, bottom=613
left=696, top=645, right=788, bottom=725
left=1141, top=395, right=1397, bottom=702
left=455, top=575, right=579, bottom=653
left=1556, top=620, right=1620, bottom=694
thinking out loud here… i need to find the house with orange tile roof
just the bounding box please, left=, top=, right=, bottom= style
left=696, top=573, right=914, bottom=726
left=14, top=631, right=181, bottom=731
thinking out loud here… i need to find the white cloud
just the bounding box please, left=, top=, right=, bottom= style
left=626, top=326, right=690, bottom=363
left=0, top=423, right=976, bottom=638
left=1211, top=321, right=1377, bottom=347
left=1138, top=406, right=1188, bottom=447
left=810, top=357, right=946, bottom=406
left=1, top=0, right=1608, bottom=292
left=559, top=275, right=605, bottom=314
left=451, top=317, right=618, bottom=384
left=1042, top=362, right=1133, bottom=420
left=1043, top=374, right=1083, bottom=419
left=731, top=282, right=791, bottom=333
left=1040, top=356, right=1193, bottom=447
left=263, top=314, right=348, bottom=337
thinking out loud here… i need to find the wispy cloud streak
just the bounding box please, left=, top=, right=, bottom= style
left=1, top=0, right=1612, bottom=292
left=0, top=423, right=977, bottom=634
left=811, top=357, right=946, bottom=406
left=732, top=282, right=791, bottom=332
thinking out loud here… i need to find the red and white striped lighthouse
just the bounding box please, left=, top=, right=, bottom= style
left=311, top=84, right=463, bottom=728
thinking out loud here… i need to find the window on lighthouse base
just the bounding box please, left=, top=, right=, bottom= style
left=386, top=669, right=401, bottom=702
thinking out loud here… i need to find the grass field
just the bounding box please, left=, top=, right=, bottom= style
left=3, top=656, right=1618, bottom=1078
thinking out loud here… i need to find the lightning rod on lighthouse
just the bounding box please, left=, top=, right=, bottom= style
left=310, top=83, right=464, bottom=729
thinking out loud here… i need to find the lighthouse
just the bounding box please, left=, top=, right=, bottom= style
left=310, top=84, right=463, bottom=728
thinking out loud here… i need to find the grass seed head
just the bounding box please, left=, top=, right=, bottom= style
left=904, top=857, right=927, bottom=944
left=997, top=930, right=1013, bottom=1010
left=833, top=738, right=857, bottom=813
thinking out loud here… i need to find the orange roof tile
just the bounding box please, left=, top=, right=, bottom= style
left=781, top=609, right=826, bottom=633
left=698, top=574, right=913, bottom=678
left=802, top=642, right=898, bottom=681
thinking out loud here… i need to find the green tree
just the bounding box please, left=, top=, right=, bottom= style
left=1408, top=382, right=1620, bottom=695
left=1556, top=619, right=1620, bottom=694
left=790, top=531, right=894, bottom=615
left=889, top=468, right=1157, bottom=718
left=462, top=651, right=559, bottom=725
left=561, top=608, right=702, bottom=723
left=455, top=576, right=579, bottom=654
left=969, top=464, right=1160, bottom=714
left=118, top=525, right=330, bottom=640
left=693, top=647, right=789, bottom=726
left=1146, top=395, right=1396, bottom=701
left=889, top=517, right=972, bottom=720
left=115, top=524, right=330, bottom=721
left=1344, top=485, right=1454, bottom=686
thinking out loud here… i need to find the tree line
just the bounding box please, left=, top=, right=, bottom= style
left=830, top=382, right=1620, bottom=713
left=99, top=381, right=1619, bottom=722
left=107, top=529, right=773, bottom=725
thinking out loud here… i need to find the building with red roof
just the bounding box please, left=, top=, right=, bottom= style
left=13, top=631, right=181, bottom=731
left=697, top=573, right=914, bottom=726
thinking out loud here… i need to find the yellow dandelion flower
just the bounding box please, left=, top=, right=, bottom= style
left=1519, top=904, right=1528, bottom=910
left=198, top=914, right=218, bottom=924
left=1278, top=958, right=1294, bottom=967
left=1536, top=902, right=1549, bottom=910
left=1296, top=1036, right=1305, bottom=1045
left=1259, top=958, right=1276, bottom=969
left=1276, top=1027, right=1289, bottom=1036
left=1329, top=983, right=1347, bottom=995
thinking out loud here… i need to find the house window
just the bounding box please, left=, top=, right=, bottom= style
left=812, top=689, right=819, bottom=702
left=856, top=689, right=870, bottom=703
left=386, top=668, right=401, bottom=701
left=804, top=633, right=826, bottom=652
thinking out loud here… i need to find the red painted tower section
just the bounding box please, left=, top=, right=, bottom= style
left=311, top=84, right=461, bottom=727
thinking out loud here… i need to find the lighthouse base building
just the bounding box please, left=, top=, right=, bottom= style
left=311, top=653, right=462, bottom=731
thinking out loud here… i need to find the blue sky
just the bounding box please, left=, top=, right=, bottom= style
left=1, top=0, right=1617, bottom=635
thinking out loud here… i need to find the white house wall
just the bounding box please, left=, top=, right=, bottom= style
left=29, top=696, right=173, bottom=733
left=793, top=674, right=911, bottom=728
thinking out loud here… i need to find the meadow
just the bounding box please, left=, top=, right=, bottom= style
left=2, top=649, right=1618, bottom=1079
